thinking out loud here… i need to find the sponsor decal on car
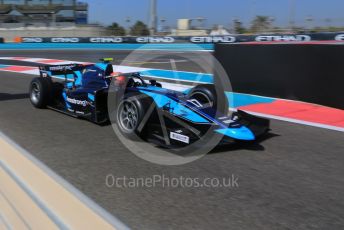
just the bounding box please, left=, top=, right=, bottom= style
left=75, top=110, right=85, bottom=115
left=170, top=132, right=190, bottom=144
left=66, top=96, right=88, bottom=107
left=49, top=65, right=75, bottom=71
left=219, top=116, right=235, bottom=124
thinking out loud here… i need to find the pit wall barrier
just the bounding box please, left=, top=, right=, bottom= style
left=0, top=33, right=343, bottom=51
left=12, top=32, right=344, bottom=44
left=0, top=43, right=214, bottom=51
left=214, top=42, right=344, bottom=110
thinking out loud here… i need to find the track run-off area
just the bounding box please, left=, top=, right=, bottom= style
left=0, top=50, right=344, bottom=230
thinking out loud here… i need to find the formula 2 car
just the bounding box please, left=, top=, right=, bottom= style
left=29, top=58, right=270, bottom=148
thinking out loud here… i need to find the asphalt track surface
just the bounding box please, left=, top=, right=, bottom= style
left=0, top=50, right=344, bottom=230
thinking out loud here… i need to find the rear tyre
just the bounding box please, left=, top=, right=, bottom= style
left=29, top=77, right=52, bottom=108
left=188, top=84, right=228, bottom=115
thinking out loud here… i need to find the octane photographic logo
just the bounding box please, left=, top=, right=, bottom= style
left=107, top=43, right=232, bottom=165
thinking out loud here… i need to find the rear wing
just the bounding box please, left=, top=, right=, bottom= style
left=38, top=64, right=93, bottom=87
left=39, top=63, right=88, bottom=77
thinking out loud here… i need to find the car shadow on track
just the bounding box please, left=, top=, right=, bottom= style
left=210, top=133, right=280, bottom=154
left=0, top=93, right=29, bottom=102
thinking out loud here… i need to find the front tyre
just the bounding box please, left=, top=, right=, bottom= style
left=115, top=93, right=153, bottom=140
left=29, top=77, right=52, bottom=108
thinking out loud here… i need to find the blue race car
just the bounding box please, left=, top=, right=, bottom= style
left=29, top=58, right=269, bottom=147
